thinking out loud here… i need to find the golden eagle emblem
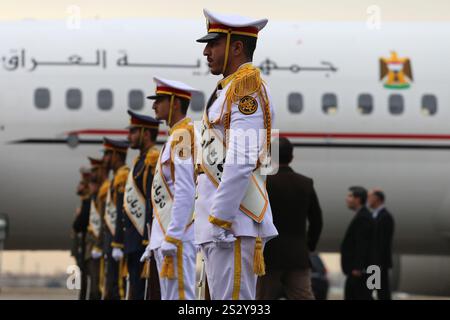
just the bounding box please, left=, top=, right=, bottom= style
left=380, top=51, right=413, bottom=89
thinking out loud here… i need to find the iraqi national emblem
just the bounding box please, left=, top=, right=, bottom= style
left=380, top=51, right=413, bottom=89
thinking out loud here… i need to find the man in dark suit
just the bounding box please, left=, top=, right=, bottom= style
left=368, top=189, right=395, bottom=300
left=340, top=186, right=374, bottom=300
left=256, top=137, right=323, bottom=300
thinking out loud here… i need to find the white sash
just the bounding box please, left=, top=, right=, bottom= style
left=123, top=168, right=147, bottom=237
left=199, top=112, right=268, bottom=223
left=88, top=199, right=102, bottom=238
left=151, top=145, right=174, bottom=235
left=104, top=187, right=117, bottom=236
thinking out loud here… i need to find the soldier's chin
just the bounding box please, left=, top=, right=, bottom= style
left=157, top=116, right=169, bottom=124
left=210, top=66, right=221, bottom=75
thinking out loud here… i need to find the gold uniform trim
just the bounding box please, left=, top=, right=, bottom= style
left=111, top=242, right=124, bottom=249
left=232, top=237, right=242, bottom=300
left=176, top=243, right=185, bottom=300
left=208, top=28, right=258, bottom=38
left=208, top=215, right=232, bottom=230
left=156, top=90, right=191, bottom=100
left=165, top=235, right=182, bottom=246
left=164, top=235, right=186, bottom=299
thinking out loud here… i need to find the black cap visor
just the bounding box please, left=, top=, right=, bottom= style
left=196, top=32, right=222, bottom=43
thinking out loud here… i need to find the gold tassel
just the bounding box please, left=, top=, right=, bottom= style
left=121, top=258, right=129, bottom=278
left=99, top=257, right=105, bottom=294
left=167, top=257, right=175, bottom=279
left=160, top=256, right=175, bottom=279
left=118, top=259, right=125, bottom=299
left=253, top=237, right=266, bottom=276
left=140, top=259, right=150, bottom=279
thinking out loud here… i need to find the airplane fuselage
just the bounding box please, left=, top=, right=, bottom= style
left=0, top=19, right=449, bottom=257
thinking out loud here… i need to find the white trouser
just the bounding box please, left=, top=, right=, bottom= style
left=201, top=236, right=259, bottom=300
left=153, top=240, right=196, bottom=300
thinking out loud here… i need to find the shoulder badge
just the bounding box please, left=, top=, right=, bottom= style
left=238, top=96, right=258, bottom=115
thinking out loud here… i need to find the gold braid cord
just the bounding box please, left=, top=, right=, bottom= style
left=223, top=65, right=271, bottom=162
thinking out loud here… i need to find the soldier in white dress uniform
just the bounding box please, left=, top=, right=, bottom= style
left=195, top=9, right=278, bottom=300
left=140, top=77, right=199, bottom=300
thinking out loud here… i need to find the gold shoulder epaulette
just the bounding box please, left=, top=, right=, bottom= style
left=170, top=122, right=194, bottom=158
left=98, top=179, right=110, bottom=199
left=113, top=166, right=129, bottom=189
left=144, top=147, right=160, bottom=168
left=226, top=64, right=263, bottom=103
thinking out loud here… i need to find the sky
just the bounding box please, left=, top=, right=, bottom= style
left=1, top=0, right=449, bottom=22
left=0, top=0, right=448, bottom=276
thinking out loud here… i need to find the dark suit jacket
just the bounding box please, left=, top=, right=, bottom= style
left=264, top=166, right=323, bottom=270
left=373, top=208, right=394, bottom=269
left=340, top=207, right=374, bottom=275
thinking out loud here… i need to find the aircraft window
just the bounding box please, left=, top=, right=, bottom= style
left=322, top=93, right=338, bottom=115
left=288, top=93, right=303, bottom=113
left=129, top=90, right=144, bottom=110
left=66, top=88, right=82, bottom=110
left=34, top=88, right=50, bottom=109
left=98, top=89, right=113, bottom=110
left=358, top=94, right=373, bottom=115
left=191, top=92, right=205, bottom=112
left=389, top=94, right=404, bottom=115
left=421, top=94, right=437, bottom=116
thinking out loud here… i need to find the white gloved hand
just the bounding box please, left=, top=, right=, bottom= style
left=140, top=244, right=152, bottom=262
left=211, top=224, right=236, bottom=248
left=91, top=248, right=102, bottom=260
left=160, top=240, right=177, bottom=257
left=112, top=248, right=124, bottom=261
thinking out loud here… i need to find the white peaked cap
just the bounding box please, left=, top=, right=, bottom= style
left=147, top=76, right=200, bottom=100
left=197, top=8, right=268, bottom=42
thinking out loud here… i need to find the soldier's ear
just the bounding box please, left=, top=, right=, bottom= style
left=231, top=39, right=244, bottom=57
left=143, top=128, right=151, bottom=140
left=174, top=97, right=182, bottom=111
